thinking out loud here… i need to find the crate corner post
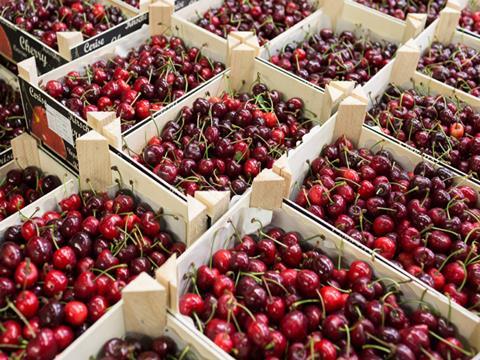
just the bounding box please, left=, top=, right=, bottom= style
left=321, top=0, right=345, bottom=26
left=149, top=0, right=175, bottom=36
left=272, top=154, right=293, bottom=198
left=155, top=253, right=178, bottom=310
left=194, top=190, right=230, bottom=224
left=391, top=40, right=421, bottom=87
left=17, top=57, right=39, bottom=85
left=57, top=32, right=84, bottom=61
left=122, top=272, right=167, bottom=337
left=228, top=32, right=260, bottom=91
left=186, top=195, right=208, bottom=246
left=435, top=6, right=461, bottom=44
left=321, top=80, right=355, bottom=122
left=250, top=168, right=286, bottom=210
left=76, top=130, right=113, bottom=192
left=11, top=133, right=41, bottom=169
left=86, top=112, right=121, bottom=148
left=403, top=13, right=427, bottom=42
left=333, top=92, right=368, bottom=146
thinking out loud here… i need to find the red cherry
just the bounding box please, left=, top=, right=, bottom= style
left=43, top=270, right=68, bottom=296
left=64, top=301, right=88, bottom=326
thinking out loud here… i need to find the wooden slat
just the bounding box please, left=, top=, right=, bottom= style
left=250, top=169, right=286, bottom=210
left=123, top=272, right=167, bottom=337
left=57, top=32, right=83, bottom=60
left=76, top=131, right=112, bottom=192
left=11, top=133, right=41, bottom=168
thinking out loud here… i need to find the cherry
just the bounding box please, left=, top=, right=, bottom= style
left=64, top=301, right=88, bottom=326
left=196, top=0, right=312, bottom=45
left=280, top=310, right=308, bottom=342
left=15, top=290, right=39, bottom=318
left=26, top=328, right=58, bottom=360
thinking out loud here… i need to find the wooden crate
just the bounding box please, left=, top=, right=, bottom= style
left=359, top=39, right=480, bottom=185
left=74, top=130, right=204, bottom=244
left=0, top=130, right=209, bottom=358
left=158, top=191, right=480, bottom=357
left=171, top=0, right=320, bottom=52
left=0, top=63, right=22, bottom=167
left=272, top=93, right=480, bottom=316
left=342, top=0, right=441, bottom=27
left=0, top=0, right=150, bottom=75
left=449, top=0, right=480, bottom=37
left=56, top=272, right=224, bottom=360
left=412, top=5, right=480, bottom=97
left=258, top=0, right=426, bottom=91
left=17, top=5, right=227, bottom=171
left=121, top=35, right=353, bottom=236
left=0, top=133, right=75, bottom=223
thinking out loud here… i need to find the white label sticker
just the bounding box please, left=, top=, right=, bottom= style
left=46, top=104, right=74, bottom=146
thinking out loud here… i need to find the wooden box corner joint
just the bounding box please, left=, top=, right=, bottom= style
left=17, top=58, right=39, bottom=85
left=250, top=169, right=286, bottom=210
left=155, top=254, right=178, bottom=311
left=149, top=0, right=175, bottom=36
left=333, top=93, right=368, bottom=146
left=11, top=133, right=41, bottom=169
left=76, top=130, right=113, bottom=192
left=57, top=32, right=84, bottom=60
left=227, top=31, right=260, bottom=90
left=435, top=7, right=461, bottom=44
left=123, top=272, right=168, bottom=337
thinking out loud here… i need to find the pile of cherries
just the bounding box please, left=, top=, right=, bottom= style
left=195, top=0, right=314, bottom=45
left=0, top=187, right=185, bottom=359
left=97, top=335, right=188, bottom=359
left=0, top=79, right=25, bottom=151
left=269, top=29, right=397, bottom=88
left=295, top=136, right=480, bottom=311
left=460, top=7, right=480, bottom=35
left=418, top=42, right=480, bottom=97
left=180, top=225, right=473, bottom=359
left=44, top=35, right=225, bottom=132
left=365, top=85, right=480, bottom=180
left=0, top=167, right=61, bottom=220
left=0, top=0, right=127, bottom=50
left=354, top=0, right=446, bottom=24
left=135, top=83, right=311, bottom=196
left=121, top=0, right=140, bottom=9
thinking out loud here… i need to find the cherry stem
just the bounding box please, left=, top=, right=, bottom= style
left=236, top=302, right=256, bottom=322
left=428, top=331, right=472, bottom=356
left=6, top=299, right=36, bottom=339
left=315, top=289, right=326, bottom=319
left=177, top=345, right=190, bottom=360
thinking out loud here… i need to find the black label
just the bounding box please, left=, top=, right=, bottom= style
left=19, top=78, right=91, bottom=170
left=0, top=148, right=13, bottom=167
left=0, top=18, right=66, bottom=74
left=71, top=12, right=149, bottom=59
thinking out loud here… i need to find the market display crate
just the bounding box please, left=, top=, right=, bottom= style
left=0, top=63, right=25, bottom=167
left=0, top=130, right=199, bottom=359
left=259, top=0, right=426, bottom=91
left=57, top=272, right=224, bottom=360
left=0, top=0, right=149, bottom=74
left=272, top=93, right=480, bottom=317
left=448, top=0, right=480, bottom=37
left=413, top=5, right=480, bottom=97
left=346, top=0, right=446, bottom=26
left=0, top=133, right=76, bottom=223
left=171, top=0, right=318, bottom=51
left=119, top=36, right=354, bottom=241
left=17, top=5, right=228, bottom=171
left=159, top=190, right=480, bottom=359
left=359, top=37, right=480, bottom=186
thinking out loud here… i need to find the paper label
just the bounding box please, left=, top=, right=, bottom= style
left=46, top=104, right=74, bottom=146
